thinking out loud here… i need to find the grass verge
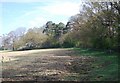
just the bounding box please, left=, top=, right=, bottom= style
left=64, top=48, right=119, bottom=81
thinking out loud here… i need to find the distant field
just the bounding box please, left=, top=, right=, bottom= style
left=1, top=49, right=68, bottom=62
left=1, top=48, right=118, bottom=81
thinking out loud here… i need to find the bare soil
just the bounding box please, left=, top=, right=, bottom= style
left=1, top=49, right=95, bottom=81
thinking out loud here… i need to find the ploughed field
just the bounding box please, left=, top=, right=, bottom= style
left=0, top=48, right=118, bottom=81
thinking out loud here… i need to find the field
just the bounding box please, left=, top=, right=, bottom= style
left=1, top=48, right=119, bottom=81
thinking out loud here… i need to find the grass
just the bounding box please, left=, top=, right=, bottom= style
left=2, top=48, right=119, bottom=81
left=0, top=50, right=12, bottom=53
left=65, top=48, right=119, bottom=81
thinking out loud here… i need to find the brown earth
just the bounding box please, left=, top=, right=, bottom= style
left=1, top=49, right=95, bottom=81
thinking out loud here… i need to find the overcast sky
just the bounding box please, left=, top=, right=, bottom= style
left=0, top=0, right=83, bottom=36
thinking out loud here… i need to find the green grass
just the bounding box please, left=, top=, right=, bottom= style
left=65, top=48, right=119, bottom=81
left=89, top=56, right=118, bottom=81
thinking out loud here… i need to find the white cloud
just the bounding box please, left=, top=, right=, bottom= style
left=1, top=0, right=82, bottom=35
left=28, top=16, right=47, bottom=28
left=40, top=2, right=81, bottom=16
left=16, top=1, right=81, bottom=28
left=0, top=0, right=82, bottom=3
left=0, top=0, right=49, bottom=2
left=6, top=1, right=81, bottom=29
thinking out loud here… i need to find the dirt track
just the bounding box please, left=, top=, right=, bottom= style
left=1, top=49, right=94, bottom=81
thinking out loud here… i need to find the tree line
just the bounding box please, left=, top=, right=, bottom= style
left=0, top=2, right=120, bottom=52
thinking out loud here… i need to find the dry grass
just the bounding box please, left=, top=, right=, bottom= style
left=0, top=49, right=68, bottom=62
left=1, top=48, right=118, bottom=81
left=1, top=49, right=79, bottom=81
